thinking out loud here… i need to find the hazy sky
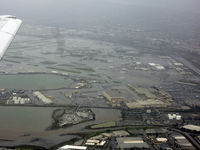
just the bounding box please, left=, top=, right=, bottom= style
left=0, top=0, right=200, bottom=38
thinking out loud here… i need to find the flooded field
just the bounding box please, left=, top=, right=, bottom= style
left=0, top=0, right=200, bottom=148
left=0, top=74, right=73, bottom=90
left=0, top=106, right=121, bottom=148
left=0, top=106, right=53, bottom=139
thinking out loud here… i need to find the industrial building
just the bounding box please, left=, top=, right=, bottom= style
left=168, top=113, right=182, bottom=120
left=103, top=89, right=125, bottom=103
left=103, top=85, right=172, bottom=108
left=33, top=91, right=53, bottom=104
left=169, top=133, right=195, bottom=150
left=148, top=62, right=165, bottom=70
left=182, top=124, right=200, bottom=132
left=116, top=137, right=149, bottom=149
left=57, top=145, right=87, bottom=150
left=103, top=86, right=139, bottom=105
left=6, top=96, right=31, bottom=104
left=85, top=139, right=106, bottom=147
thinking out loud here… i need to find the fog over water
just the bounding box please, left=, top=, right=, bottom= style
left=1, top=0, right=200, bottom=39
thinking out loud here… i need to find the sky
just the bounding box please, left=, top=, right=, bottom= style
left=0, top=0, right=200, bottom=38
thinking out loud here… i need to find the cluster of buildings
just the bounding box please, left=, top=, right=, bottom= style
left=0, top=88, right=12, bottom=101
left=75, top=83, right=85, bottom=89
left=169, top=133, right=196, bottom=150
left=53, top=108, right=94, bottom=128
left=148, top=63, right=165, bottom=70
left=168, top=113, right=182, bottom=120
left=120, top=108, right=184, bottom=126
left=6, top=96, right=31, bottom=104
left=131, top=61, right=166, bottom=71
left=56, top=127, right=200, bottom=150
left=126, top=54, right=190, bottom=75
left=103, top=85, right=172, bottom=108
left=0, top=89, right=33, bottom=105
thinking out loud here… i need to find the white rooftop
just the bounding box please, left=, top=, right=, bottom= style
left=57, top=145, right=87, bottom=150
left=183, top=124, right=200, bottom=132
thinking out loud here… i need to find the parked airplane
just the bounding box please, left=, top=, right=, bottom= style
left=0, top=15, right=22, bottom=60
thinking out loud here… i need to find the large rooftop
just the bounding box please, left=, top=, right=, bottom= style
left=116, top=137, right=149, bottom=149
left=182, top=124, right=200, bottom=132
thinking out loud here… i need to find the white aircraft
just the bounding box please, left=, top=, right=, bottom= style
left=0, top=15, right=22, bottom=60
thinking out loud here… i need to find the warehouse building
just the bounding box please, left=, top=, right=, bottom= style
left=116, top=137, right=149, bottom=149
left=103, top=87, right=134, bottom=104
left=103, top=89, right=125, bottom=103
left=33, top=91, right=53, bottom=104
left=170, top=134, right=195, bottom=150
